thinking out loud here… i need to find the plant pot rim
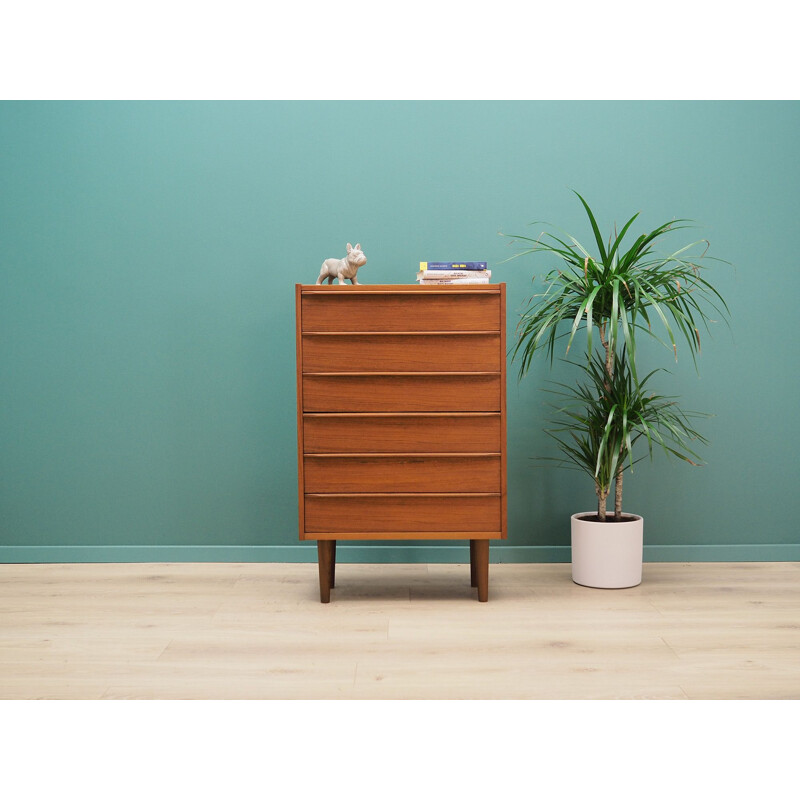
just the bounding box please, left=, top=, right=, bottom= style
left=571, top=511, right=643, bottom=524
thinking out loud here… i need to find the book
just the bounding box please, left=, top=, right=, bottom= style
left=417, top=269, right=491, bottom=281
left=420, top=261, right=488, bottom=271
left=416, top=275, right=490, bottom=285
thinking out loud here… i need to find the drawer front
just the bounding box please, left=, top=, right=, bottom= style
left=304, top=493, right=501, bottom=534
left=303, top=413, right=501, bottom=454
left=303, top=373, right=501, bottom=413
left=302, top=333, right=500, bottom=373
left=304, top=455, right=500, bottom=493
left=302, top=292, right=500, bottom=332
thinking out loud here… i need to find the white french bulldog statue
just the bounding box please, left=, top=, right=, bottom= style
left=316, top=243, right=367, bottom=285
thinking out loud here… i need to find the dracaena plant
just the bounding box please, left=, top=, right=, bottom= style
left=544, top=352, right=709, bottom=519
left=501, top=192, right=729, bottom=520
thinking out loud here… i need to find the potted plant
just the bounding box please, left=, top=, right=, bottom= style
left=502, top=192, right=728, bottom=587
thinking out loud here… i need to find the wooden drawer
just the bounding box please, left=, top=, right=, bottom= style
left=302, top=291, right=500, bottom=332
left=302, top=333, right=501, bottom=373
left=304, top=455, right=501, bottom=493
left=303, top=373, right=501, bottom=413
left=304, top=493, right=502, bottom=534
left=303, top=412, right=502, bottom=454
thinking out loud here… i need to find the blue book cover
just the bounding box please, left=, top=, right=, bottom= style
left=422, top=261, right=488, bottom=271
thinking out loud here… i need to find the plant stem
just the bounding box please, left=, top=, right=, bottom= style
left=597, top=323, right=623, bottom=521
left=596, top=484, right=608, bottom=521
left=598, top=324, right=614, bottom=386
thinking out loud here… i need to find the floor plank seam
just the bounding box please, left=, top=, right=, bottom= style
left=659, top=636, right=681, bottom=660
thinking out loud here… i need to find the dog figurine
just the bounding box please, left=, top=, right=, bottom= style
left=316, top=243, right=367, bottom=285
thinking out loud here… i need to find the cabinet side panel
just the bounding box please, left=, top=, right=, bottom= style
left=296, top=285, right=306, bottom=539
left=500, top=283, right=508, bottom=539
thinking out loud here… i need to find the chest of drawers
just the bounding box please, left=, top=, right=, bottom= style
left=295, top=283, right=507, bottom=601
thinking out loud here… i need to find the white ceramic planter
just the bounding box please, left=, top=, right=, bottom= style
left=571, top=512, right=644, bottom=589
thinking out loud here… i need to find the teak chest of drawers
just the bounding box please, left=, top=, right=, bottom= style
left=295, top=283, right=507, bottom=602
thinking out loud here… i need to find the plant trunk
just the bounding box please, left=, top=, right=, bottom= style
left=599, top=324, right=614, bottom=390
left=600, top=324, right=623, bottom=518
left=596, top=484, right=609, bottom=521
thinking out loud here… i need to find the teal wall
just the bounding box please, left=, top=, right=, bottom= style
left=2, top=101, right=799, bottom=562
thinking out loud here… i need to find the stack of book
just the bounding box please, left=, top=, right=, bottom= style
left=416, top=261, right=491, bottom=285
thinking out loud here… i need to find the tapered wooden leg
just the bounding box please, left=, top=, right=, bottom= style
left=317, top=541, right=334, bottom=603
left=329, top=540, right=336, bottom=589
left=474, top=539, right=489, bottom=602
left=469, top=540, right=478, bottom=587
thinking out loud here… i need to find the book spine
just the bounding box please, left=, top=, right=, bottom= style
left=420, top=261, right=488, bottom=271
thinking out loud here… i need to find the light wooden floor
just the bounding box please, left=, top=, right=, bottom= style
left=1, top=561, right=798, bottom=699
